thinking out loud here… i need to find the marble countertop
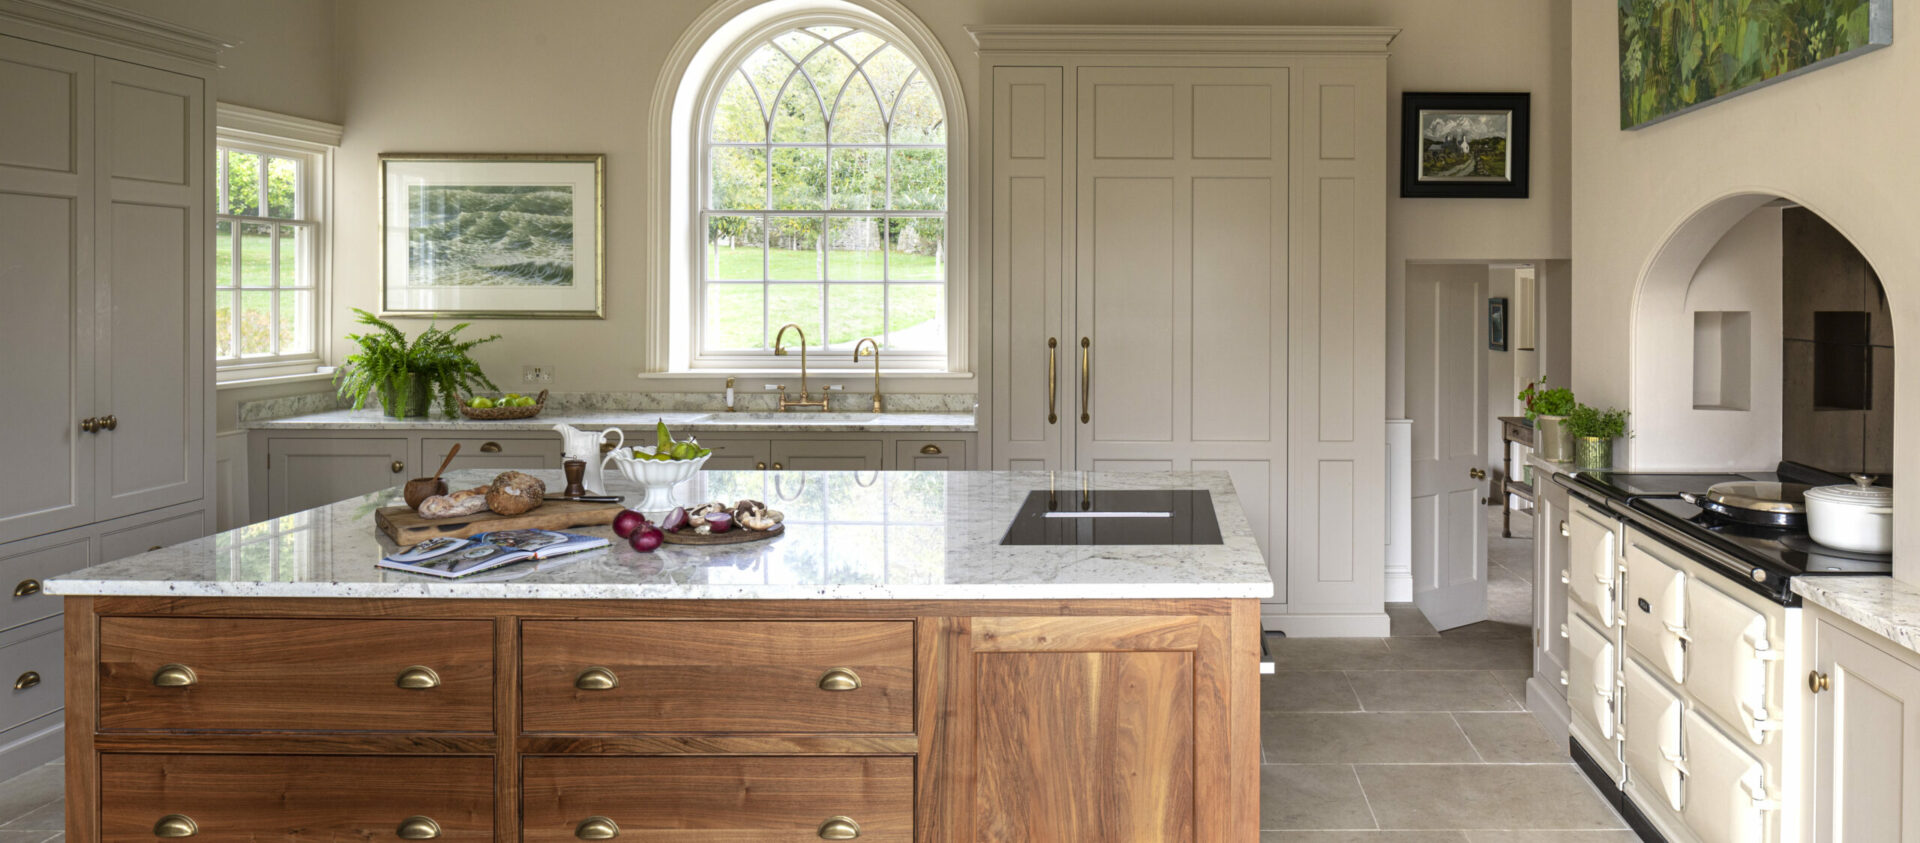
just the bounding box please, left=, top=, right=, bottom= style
left=48, top=470, right=1272, bottom=601
left=1794, top=575, right=1920, bottom=656
left=244, top=408, right=975, bottom=433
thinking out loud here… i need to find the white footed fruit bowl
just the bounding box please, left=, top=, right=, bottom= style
left=604, top=448, right=711, bottom=516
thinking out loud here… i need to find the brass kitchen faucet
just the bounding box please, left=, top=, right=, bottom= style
left=853, top=337, right=883, bottom=413
left=772, top=323, right=828, bottom=411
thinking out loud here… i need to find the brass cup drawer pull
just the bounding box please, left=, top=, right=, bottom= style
left=154, top=814, right=198, bottom=838
left=575, top=816, right=620, bottom=840
left=397, top=816, right=442, bottom=840
left=919, top=443, right=942, bottom=455
left=575, top=666, right=620, bottom=691
left=396, top=665, right=442, bottom=690
left=818, top=816, right=861, bottom=840
left=152, top=663, right=198, bottom=688
left=12, top=578, right=40, bottom=597
left=818, top=667, right=861, bottom=692
left=13, top=670, right=39, bottom=691
left=479, top=441, right=503, bottom=453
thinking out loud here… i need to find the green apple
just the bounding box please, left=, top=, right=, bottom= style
left=469, top=396, right=495, bottom=409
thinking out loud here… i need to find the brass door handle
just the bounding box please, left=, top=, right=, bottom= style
left=1047, top=337, right=1059, bottom=425
left=1079, top=337, right=1091, bottom=424
left=397, top=816, right=442, bottom=840
left=479, top=441, right=502, bottom=453
left=13, top=671, right=39, bottom=691
left=818, top=667, right=861, bottom=692
left=396, top=665, right=441, bottom=690
left=1469, top=468, right=1487, bottom=480
left=575, top=816, right=620, bottom=840
left=13, top=578, right=40, bottom=597
left=99, top=414, right=117, bottom=431
left=79, top=417, right=99, bottom=433
left=575, top=666, right=619, bottom=690
left=1810, top=670, right=1831, bottom=694
left=756, top=461, right=767, bottom=470
left=154, top=814, right=198, bottom=838
left=152, top=663, right=198, bottom=688
left=818, top=816, right=861, bottom=840
left=391, top=460, right=405, bottom=474
left=919, top=444, right=942, bottom=455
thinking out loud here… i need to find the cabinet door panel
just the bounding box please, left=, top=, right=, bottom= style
left=770, top=438, right=883, bottom=471
left=1813, top=616, right=1920, bottom=843
left=696, top=437, right=772, bottom=471
left=1623, top=532, right=1689, bottom=683
left=96, top=505, right=207, bottom=563
left=1567, top=500, right=1619, bottom=627
left=0, top=616, right=63, bottom=732
left=1682, top=709, right=1774, bottom=843
left=988, top=66, right=1067, bottom=469
left=265, top=437, right=408, bottom=518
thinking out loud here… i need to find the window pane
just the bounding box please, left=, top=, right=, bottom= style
left=225, top=150, right=261, bottom=216
left=835, top=31, right=884, bottom=62
left=277, top=225, right=306, bottom=287
left=890, top=148, right=945, bottom=211
left=707, top=215, right=764, bottom=280
left=706, top=283, right=765, bottom=350
left=239, top=290, right=273, bottom=356
left=710, top=147, right=768, bottom=210
left=887, top=217, right=944, bottom=280
left=278, top=290, right=313, bottom=355
left=826, top=217, right=883, bottom=280
left=214, top=220, right=233, bottom=288
left=828, top=283, right=883, bottom=348
left=802, top=45, right=854, bottom=111
left=770, top=147, right=826, bottom=210
left=768, top=283, right=823, bottom=347
left=830, top=148, right=884, bottom=211
left=769, top=69, right=826, bottom=143
left=863, top=46, right=915, bottom=117
left=215, top=294, right=233, bottom=360
left=887, top=284, right=944, bottom=351
left=767, top=217, right=822, bottom=281
left=774, top=29, right=823, bottom=59
left=890, top=74, right=945, bottom=144
left=239, top=222, right=274, bottom=288
left=830, top=73, right=886, bottom=144
left=266, top=156, right=298, bottom=218
left=711, top=70, right=766, bottom=143
left=741, top=45, right=795, bottom=113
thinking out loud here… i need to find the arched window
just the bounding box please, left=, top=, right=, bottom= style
left=697, top=21, right=948, bottom=361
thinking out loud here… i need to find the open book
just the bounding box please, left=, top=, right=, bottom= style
left=378, top=529, right=611, bottom=579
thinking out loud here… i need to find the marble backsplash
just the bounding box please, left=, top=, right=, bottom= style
left=239, top=389, right=977, bottom=423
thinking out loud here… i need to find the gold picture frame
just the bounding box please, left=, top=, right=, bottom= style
left=378, top=152, right=605, bottom=319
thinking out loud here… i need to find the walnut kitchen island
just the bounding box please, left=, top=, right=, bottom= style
left=47, top=469, right=1270, bottom=842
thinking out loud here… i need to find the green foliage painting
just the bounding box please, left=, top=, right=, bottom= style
left=1619, top=0, right=1889, bottom=128
left=407, top=185, right=575, bottom=286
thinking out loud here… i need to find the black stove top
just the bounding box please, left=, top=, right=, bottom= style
left=1000, top=489, right=1223, bottom=546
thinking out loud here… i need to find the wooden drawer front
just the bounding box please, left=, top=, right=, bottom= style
left=101, top=754, right=493, bottom=843
left=98, top=617, right=494, bottom=732
left=522, top=756, right=912, bottom=842
left=521, top=621, right=913, bottom=733
left=1, top=616, right=63, bottom=732
left=425, top=436, right=565, bottom=473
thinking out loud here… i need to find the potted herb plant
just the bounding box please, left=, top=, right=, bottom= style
left=335, top=309, right=501, bottom=419
left=1565, top=403, right=1630, bottom=470
left=1519, top=378, right=1578, bottom=462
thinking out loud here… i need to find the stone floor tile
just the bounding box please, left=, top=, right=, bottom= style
left=1270, top=637, right=1397, bottom=670
left=1263, top=712, right=1480, bottom=764
left=1345, top=670, right=1521, bottom=713
left=1452, top=713, right=1569, bottom=762
left=1386, top=604, right=1439, bottom=637
left=1356, top=764, right=1627, bottom=830
left=1264, top=832, right=1470, bottom=842
left=1260, top=764, right=1376, bottom=830
left=1384, top=636, right=1532, bottom=671
left=1264, top=671, right=1362, bottom=712
left=1463, top=832, right=1640, bottom=843
left=0, top=765, right=61, bottom=827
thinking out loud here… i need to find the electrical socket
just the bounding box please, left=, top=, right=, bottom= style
left=522, top=365, right=554, bottom=384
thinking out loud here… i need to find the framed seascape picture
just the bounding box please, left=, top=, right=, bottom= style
left=1400, top=93, right=1530, bottom=198
left=380, top=153, right=605, bottom=318
left=1488, top=297, right=1509, bottom=352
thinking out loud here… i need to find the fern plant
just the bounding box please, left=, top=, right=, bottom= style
left=335, top=309, right=500, bottom=419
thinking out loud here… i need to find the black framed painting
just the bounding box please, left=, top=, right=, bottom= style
left=1489, top=297, right=1509, bottom=351
left=1400, top=92, right=1530, bottom=198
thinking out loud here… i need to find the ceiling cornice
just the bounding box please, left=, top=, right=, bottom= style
left=0, top=0, right=231, bottom=65
left=966, top=25, right=1399, bottom=55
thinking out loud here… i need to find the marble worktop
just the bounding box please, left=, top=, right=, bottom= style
left=243, top=408, right=976, bottom=433
left=1794, top=575, right=1920, bottom=657
left=47, top=470, right=1272, bottom=601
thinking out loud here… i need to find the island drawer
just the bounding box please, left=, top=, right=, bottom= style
left=100, top=754, right=494, bottom=843
left=520, top=621, right=914, bottom=734
left=521, top=755, right=912, bottom=842
left=97, top=617, right=495, bottom=732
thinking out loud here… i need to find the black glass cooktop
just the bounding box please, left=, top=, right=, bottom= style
left=1001, top=489, right=1223, bottom=546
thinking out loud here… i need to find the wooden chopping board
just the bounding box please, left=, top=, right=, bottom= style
left=376, top=499, right=626, bottom=545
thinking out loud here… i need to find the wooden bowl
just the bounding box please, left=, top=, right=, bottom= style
left=403, top=477, right=448, bottom=510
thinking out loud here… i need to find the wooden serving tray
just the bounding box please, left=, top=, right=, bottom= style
left=659, top=524, right=784, bottom=546
left=376, top=499, right=625, bottom=545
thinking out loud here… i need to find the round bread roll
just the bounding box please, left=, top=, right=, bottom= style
left=486, top=471, right=546, bottom=516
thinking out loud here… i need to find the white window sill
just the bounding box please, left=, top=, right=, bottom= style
left=645, top=369, right=975, bottom=382
left=216, top=368, right=337, bottom=390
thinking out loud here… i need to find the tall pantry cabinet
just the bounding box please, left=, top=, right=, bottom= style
left=976, top=27, right=1395, bottom=636
left=0, top=1, right=221, bottom=779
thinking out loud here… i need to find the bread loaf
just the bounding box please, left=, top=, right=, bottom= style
left=486, top=471, right=546, bottom=516
left=417, top=486, right=490, bottom=519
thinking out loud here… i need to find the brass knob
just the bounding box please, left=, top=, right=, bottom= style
left=13, top=671, right=39, bottom=691
left=13, top=579, right=40, bottom=597
left=99, top=414, right=118, bottom=431
left=79, top=417, right=99, bottom=433
left=397, top=816, right=442, bottom=840
left=480, top=441, right=502, bottom=453
left=152, top=663, right=198, bottom=688
left=756, top=462, right=767, bottom=470
left=919, top=444, right=942, bottom=455
left=817, top=816, right=861, bottom=840
left=575, top=816, right=620, bottom=840
left=575, top=666, right=619, bottom=691
left=396, top=665, right=441, bottom=690
left=391, top=460, right=405, bottom=474
left=1469, top=467, right=1487, bottom=480
left=154, top=814, right=198, bottom=838
left=818, top=667, right=861, bottom=692
left=772, top=462, right=783, bottom=470
left=1810, top=670, right=1831, bottom=694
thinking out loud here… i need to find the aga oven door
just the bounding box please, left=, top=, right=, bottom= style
left=1686, top=576, right=1784, bottom=746
left=1682, top=709, right=1780, bottom=843
left=1567, top=499, right=1621, bottom=627
left=1623, top=530, right=1689, bottom=684
left=1622, top=655, right=1686, bottom=815
left=1568, top=610, right=1622, bottom=781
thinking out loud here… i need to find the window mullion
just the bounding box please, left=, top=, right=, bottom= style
left=269, top=225, right=282, bottom=356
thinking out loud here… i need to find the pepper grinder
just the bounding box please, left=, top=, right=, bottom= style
left=560, top=459, right=589, bottom=499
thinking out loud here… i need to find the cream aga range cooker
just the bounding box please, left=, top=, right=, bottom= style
left=1555, top=463, right=1891, bottom=843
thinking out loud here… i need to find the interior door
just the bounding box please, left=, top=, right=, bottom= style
left=1405, top=264, right=1487, bottom=630
left=0, top=35, right=95, bottom=543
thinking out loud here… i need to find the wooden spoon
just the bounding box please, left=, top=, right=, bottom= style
left=431, top=443, right=461, bottom=480
left=404, top=444, right=461, bottom=509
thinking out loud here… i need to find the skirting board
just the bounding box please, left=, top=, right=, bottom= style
left=1525, top=676, right=1571, bottom=746
left=1263, top=612, right=1391, bottom=638
left=0, top=709, right=62, bottom=783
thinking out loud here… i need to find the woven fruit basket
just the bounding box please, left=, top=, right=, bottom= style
left=458, top=388, right=549, bottom=420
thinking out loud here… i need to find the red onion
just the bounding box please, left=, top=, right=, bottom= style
left=629, top=525, right=664, bottom=552
left=705, top=512, right=733, bottom=533
left=611, top=509, right=648, bottom=539
left=660, top=506, right=690, bottom=533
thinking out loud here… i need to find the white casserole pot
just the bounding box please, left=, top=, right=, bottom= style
left=1805, top=474, right=1893, bottom=555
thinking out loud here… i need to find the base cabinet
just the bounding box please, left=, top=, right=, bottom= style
left=1809, top=607, right=1920, bottom=842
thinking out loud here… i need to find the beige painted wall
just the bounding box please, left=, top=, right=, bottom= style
left=95, top=0, right=339, bottom=122
left=1569, top=4, right=1920, bottom=576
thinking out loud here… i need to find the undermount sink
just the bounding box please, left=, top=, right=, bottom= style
left=693, top=412, right=880, bottom=424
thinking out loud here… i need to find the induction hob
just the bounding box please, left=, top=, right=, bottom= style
left=1001, top=489, right=1223, bottom=546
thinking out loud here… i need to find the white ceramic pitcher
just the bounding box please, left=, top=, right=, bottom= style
left=551, top=423, right=624, bottom=494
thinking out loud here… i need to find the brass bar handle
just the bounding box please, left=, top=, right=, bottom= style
left=391, top=460, right=405, bottom=474
left=13, top=578, right=40, bottom=597
left=919, top=444, right=942, bottom=455
left=480, top=441, right=502, bottom=453
left=818, top=667, right=861, bottom=692
left=79, top=417, right=99, bottom=433
left=575, top=816, right=620, bottom=840
left=1079, top=337, right=1091, bottom=424
left=152, top=663, right=198, bottom=688
left=1047, top=337, right=1059, bottom=424
left=1810, top=670, right=1831, bottom=694
left=396, top=665, right=441, bottom=690
left=13, top=671, right=39, bottom=691
left=817, top=816, right=861, bottom=840
left=397, top=816, right=442, bottom=840
left=575, top=666, right=619, bottom=691
left=154, top=815, right=198, bottom=838
left=99, top=414, right=117, bottom=431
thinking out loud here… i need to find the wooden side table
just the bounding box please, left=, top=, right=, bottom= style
left=1498, top=416, right=1535, bottom=538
